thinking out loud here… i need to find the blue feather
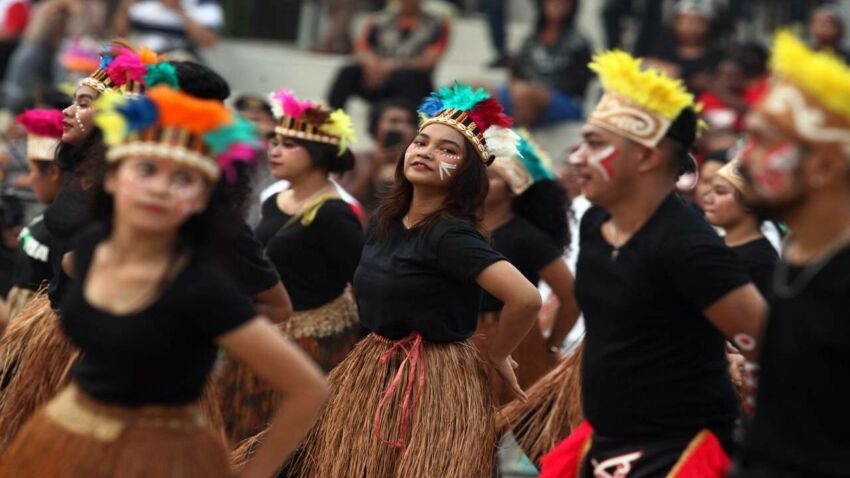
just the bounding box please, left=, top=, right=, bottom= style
left=418, top=96, right=444, bottom=117
left=117, top=97, right=159, bottom=132
left=99, top=55, right=114, bottom=70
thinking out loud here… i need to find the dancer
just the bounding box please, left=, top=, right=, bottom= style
left=477, top=130, right=580, bottom=403
left=0, top=85, right=328, bottom=478
left=218, top=90, right=363, bottom=444
left=236, top=83, right=542, bottom=477
left=6, top=109, right=64, bottom=320
left=535, top=49, right=767, bottom=478
left=702, top=159, right=777, bottom=296
left=729, top=31, right=850, bottom=478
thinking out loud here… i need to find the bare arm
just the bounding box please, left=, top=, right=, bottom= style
left=476, top=260, right=542, bottom=400
left=252, top=282, right=293, bottom=325
left=538, top=258, right=580, bottom=352
left=62, top=251, right=74, bottom=278
left=702, top=283, right=767, bottom=363
left=111, top=0, right=134, bottom=36
left=218, top=318, right=328, bottom=478
left=175, top=8, right=217, bottom=48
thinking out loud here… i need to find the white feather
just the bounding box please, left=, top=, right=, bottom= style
left=268, top=92, right=284, bottom=119
left=483, top=126, right=521, bottom=159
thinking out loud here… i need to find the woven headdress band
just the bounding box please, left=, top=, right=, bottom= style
left=270, top=89, right=356, bottom=155
left=80, top=41, right=173, bottom=96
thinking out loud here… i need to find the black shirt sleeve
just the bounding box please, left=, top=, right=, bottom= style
left=312, top=200, right=364, bottom=284
left=436, top=222, right=505, bottom=282
left=231, top=219, right=280, bottom=296
left=190, top=262, right=257, bottom=339
left=662, top=233, right=751, bottom=311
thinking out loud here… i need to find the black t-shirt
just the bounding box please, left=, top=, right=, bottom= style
left=740, top=249, right=850, bottom=477
left=577, top=194, right=748, bottom=440
left=12, top=215, right=53, bottom=292
left=43, top=172, right=92, bottom=309
left=255, top=196, right=363, bottom=311
left=227, top=220, right=280, bottom=297
left=61, top=228, right=256, bottom=406
left=731, top=237, right=777, bottom=300
left=355, top=216, right=505, bottom=343
left=480, top=216, right=562, bottom=312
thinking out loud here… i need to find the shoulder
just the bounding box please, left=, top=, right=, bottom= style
left=312, top=198, right=360, bottom=227
left=580, top=205, right=607, bottom=235
left=186, top=254, right=244, bottom=298
left=430, top=215, right=484, bottom=241
left=562, top=29, right=590, bottom=51
left=656, top=194, right=718, bottom=237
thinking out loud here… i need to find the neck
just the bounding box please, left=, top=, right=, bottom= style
left=607, top=176, right=673, bottom=237
left=288, top=172, right=331, bottom=200
left=723, top=215, right=763, bottom=247
left=483, top=199, right=513, bottom=231
left=109, top=220, right=178, bottom=263
left=408, top=186, right=446, bottom=223
left=784, top=189, right=850, bottom=261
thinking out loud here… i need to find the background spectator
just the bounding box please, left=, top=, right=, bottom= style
left=602, top=0, right=663, bottom=56
left=312, top=0, right=362, bottom=54
left=112, top=0, right=222, bottom=60
left=327, top=0, right=450, bottom=110
left=233, top=94, right=277, bottom=227
left=487, top=0, right=591, bottom=127
left=807, top=4, right=850, bottom=61
left=0, top=0, right=30, bottom=79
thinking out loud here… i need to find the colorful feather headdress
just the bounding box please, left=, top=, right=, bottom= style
left=418, top=82, right=519, bottom=164
left=755, top=30, right=850, bottom=156
left=270, top=89, right=356, bottom=155
left=60, top=38, right=101, bottom=74
left=490, top=129, right=556, bottom=195
left=94, top=85, right=260, bottom=182
left=588, top=50, right=696, bottom=148
left=81, top=40, right=176, bottom=96
left=17, top=109, right=64, bottom=161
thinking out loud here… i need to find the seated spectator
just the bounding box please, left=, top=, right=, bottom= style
left=338, top=97, right=417, bottom=222
left=647, top=0, right=721, bottom=94
left=327, top=0, right=450, bottom=110
left=0, top=0, right=29, bottom=78
left=807, top=4, right=850, bottom=62
left=495, top=0, right=590, bottom=127
left=698, top=43, right=771, bottom=132
left=112, top=0, right=222, bottom=59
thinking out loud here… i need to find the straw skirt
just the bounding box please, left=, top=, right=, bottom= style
left=234, top=331, right=497, bottom=478
left=0, top=385, right=233, bottom=478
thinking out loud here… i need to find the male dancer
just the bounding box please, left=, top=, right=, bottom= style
left=541, top=50, right=766, bottom=477
left=729, top=31, right=850, bottom=478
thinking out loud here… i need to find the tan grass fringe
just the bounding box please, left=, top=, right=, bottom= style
left=0, top=385, right=233, bottom=478
left=232, top=334, right=497, bottom=478
left=5, top=286, right=37, bottom=322
left=0, top=293, right=78, bottom=450
left=497, top=341, right=585, bottom=466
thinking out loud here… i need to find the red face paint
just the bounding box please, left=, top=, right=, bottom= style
left=588, top=145, right=619, bottom=182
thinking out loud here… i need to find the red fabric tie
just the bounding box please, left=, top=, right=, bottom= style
left=372, top=332, right=426, bottom=449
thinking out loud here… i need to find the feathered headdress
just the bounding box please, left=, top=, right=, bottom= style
left=269, top=89, right=356, bottom=155
left=418, top=82, right=518, bottom=164
left=94, top=85, right=260, bottom=182
left=587, top=50, right=697, bottom=148
left=17, top=109, right=64, bottom=161
left=490, top=129, right=555, bottom=194
left=81, top=40, right=178, bottom=96
left=755, top=30, right=850, bottom=156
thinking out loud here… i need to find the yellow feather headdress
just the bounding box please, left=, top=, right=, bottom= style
left=270, top=89, right=356, bottom=155
left=755, top=30, right=850, bottom=155
left=587, top=50, right=697, bottom=148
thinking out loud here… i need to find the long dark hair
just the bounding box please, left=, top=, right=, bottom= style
left=375, top=141, right=489, bottom=237
left=513, top=179, right=570, bottom=251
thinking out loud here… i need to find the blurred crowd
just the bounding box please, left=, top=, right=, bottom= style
left=0, top=0, right=844, bottom=296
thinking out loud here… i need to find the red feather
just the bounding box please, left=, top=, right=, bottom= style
left=468, top=98, right=513, bottom=132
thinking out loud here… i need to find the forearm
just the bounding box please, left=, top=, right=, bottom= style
left=178, top=11, right=217, bottom=47
left=396, top=53, right=437, bottom=71
left=252, top=282, right=293, bottom=325
left=489, top=297, right=540, bottom=359
left=546, top=299, right=580, bottom=350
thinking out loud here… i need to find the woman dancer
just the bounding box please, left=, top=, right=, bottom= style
left=218, top=90, right=363, bottom=444
left=238, top=83, right=543, bottom=477
left=702, top=159, right=777, bottom=296
left=0, top=86, right=328, bottom=478
left=477, top=130, right=580, bottom=404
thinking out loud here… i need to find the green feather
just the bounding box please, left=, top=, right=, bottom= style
left=143, top=62, right=180, bottom=89
left=437, top=82, right=491, bottom=111
left=203, top=116, right=258, bottom=154
left=516, top=134, right=555, bottom=183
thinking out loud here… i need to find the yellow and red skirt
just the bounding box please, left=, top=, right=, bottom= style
left=0, top=384, right=233, bottom=478
left=233, top=331, right=498, bottom=478
left=216, top=291, right=360, bottom=445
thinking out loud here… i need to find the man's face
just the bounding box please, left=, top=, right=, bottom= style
left=569, top=124, right=646, bottom=207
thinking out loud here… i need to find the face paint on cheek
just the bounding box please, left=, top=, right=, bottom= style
left=752, top=143, right=801, bottom=197
left=588, top=145, right=619, bottom=182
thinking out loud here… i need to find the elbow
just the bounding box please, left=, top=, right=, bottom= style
left=516, top=289, right=543, bottom=318
left=304, top=374, right=330, bottom=413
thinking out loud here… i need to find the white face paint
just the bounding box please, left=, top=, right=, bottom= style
left=570, top=144, right=619, bottom=182
left=438, top=160, right=457, bottom=181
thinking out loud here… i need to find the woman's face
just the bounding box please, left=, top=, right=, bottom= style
left=543, top=0, right=573, bottom=23
left=703, top=176, right=748, bottom=228
left=485, top=167, right=512, bottom=210
left=61, top=86, right=99, bottom=146
left=106, top=157, right=211, bottom=234
left=674, top=12, right=710, bottom=45
left=403, top=123, right=467, bottom=189
left=267, top=135, right=315, bottom=180
left=696, top=160, right=724, bottom=210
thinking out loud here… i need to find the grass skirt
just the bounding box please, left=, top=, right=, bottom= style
left=5, top=286, right=38, bottom=322
left=217, top=292, right=360, bottom=445
left=0, top=293, right=78, bottom=450
left=472, top=312, right=558, bottom=404
left=0, top=385, right=233, bottom=478
left=233, top=332, right=497, bottom=478
left=498, top=341, right=585, bottom=466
